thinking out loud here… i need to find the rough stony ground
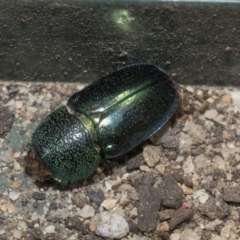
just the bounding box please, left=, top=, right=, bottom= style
left=0, top=81, right=240, bottom=240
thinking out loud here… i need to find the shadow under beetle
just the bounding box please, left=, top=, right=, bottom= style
left=24, top=64, right=181, bottom=182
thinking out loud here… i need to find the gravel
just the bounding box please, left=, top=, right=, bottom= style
left=0, top=81, right=240, bottom=239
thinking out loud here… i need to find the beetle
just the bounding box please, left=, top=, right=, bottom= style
left=24, top=64, right=180, bottom=182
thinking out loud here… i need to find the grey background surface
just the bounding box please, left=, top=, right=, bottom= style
left=0, top=1, right=239, bottom=85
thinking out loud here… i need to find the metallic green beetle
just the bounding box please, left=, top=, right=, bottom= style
left=24, top=64, right=179, bottom=182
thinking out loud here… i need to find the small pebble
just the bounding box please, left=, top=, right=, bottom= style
left=13, top=161, right=21, bottom=171
left=222, top=186, right=240, bottom=203
left=225, top=46, right=232, bottom=53
left=32, top=192, right=46, bottom=200
left=190, top=124, right=206, bottom=144
left=220, top=94, right=232, bottom=104
left=101, top=199, right=117, bottom=210
left=182, top=156, right=195, bottom=174
left=230, top=91, right=240, bottom=105
left=0, top=106, right=14, bottom=138
left=25, top=110, right=34, bottom=120
left=45, top=225, right=55, bottom=234
left=159, top=209, right=174, bottom=221
left=182, top=202, right=192, bottom=209
left=155, top=164, right=165, bottom=175
left=105, top=181, right=112, bottom=191
left=181, top=228, right=201, bottom=240
left=88, top=188, right=105, bottom=205
left=0, top=204, right=7, bottom=213
left=169, top=208, right=194, bottom=230
left=227, top=142, right=235, bottom=149
left=205, top=219, right=223, bottom=231
left=9, top=191, right=20, bottom=201
left=182, top=184, right=193, bottom=195
left=96, top=211, right=129, bottom=239
left=193, top=189, right=209, bottom=204
left=171, top=72, right=177, bottom=78
left=13, top=230, right=22, bottom=239
left=79, top=205, right=95, bottom=218
left=204, top=109, right=218, bottom=119
left=28, top=93, right=37, bottom=103
left=6, top=202, right=15, bottom=213
left=223, top=131, right=232, bottom=141
left=236, top=128, right=240, bottom=136
left=10, top=180, right=23, bottom=189
left=220, top=223, right=231, bottom=238
left=118, top=184, right=139, bottom=202
left=170, top=233, right=181, bottom=240
left=47, top=208, right=69, bottom=222
left=14, top=101, right=23, bottom=109
left=13, top=152, right=20, bottom=159
left=5, top=99, right=15, bottom=107
left=33, top=201, right=39, bottom=208
left=139, top=165, right=150, bottom=172
left=157, top=221, right=169, bottom=232
left=143, top=145, right=161, bottom=167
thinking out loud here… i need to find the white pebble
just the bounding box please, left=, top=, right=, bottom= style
left=139, top=165, right=150, bottom=172
left=182, top=156, right=195, bottom=174
left=105, top=181, right=112, bottom=191
left=193, top=189, right=209, bottom=203
left=204, top=109, right=218, bottom=119
left=227, top=142, right=235, bottom=149
left=45, top=225, right=55, bottom=234
left=230, top=91, right=240, bottom=105
left=101, top=199, right=117, bottom=210
left=9, top=191, right=21, bottom=201
left=96, top=212, right=129, bottom=239
left=170, top=233, right=181, bottom=240
left=14, top=161, right=21, bottom=171
left=79, top=205, right=95, bottom=218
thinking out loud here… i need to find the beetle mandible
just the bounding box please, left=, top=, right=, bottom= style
left=24, top=64, right=180, bottom=182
